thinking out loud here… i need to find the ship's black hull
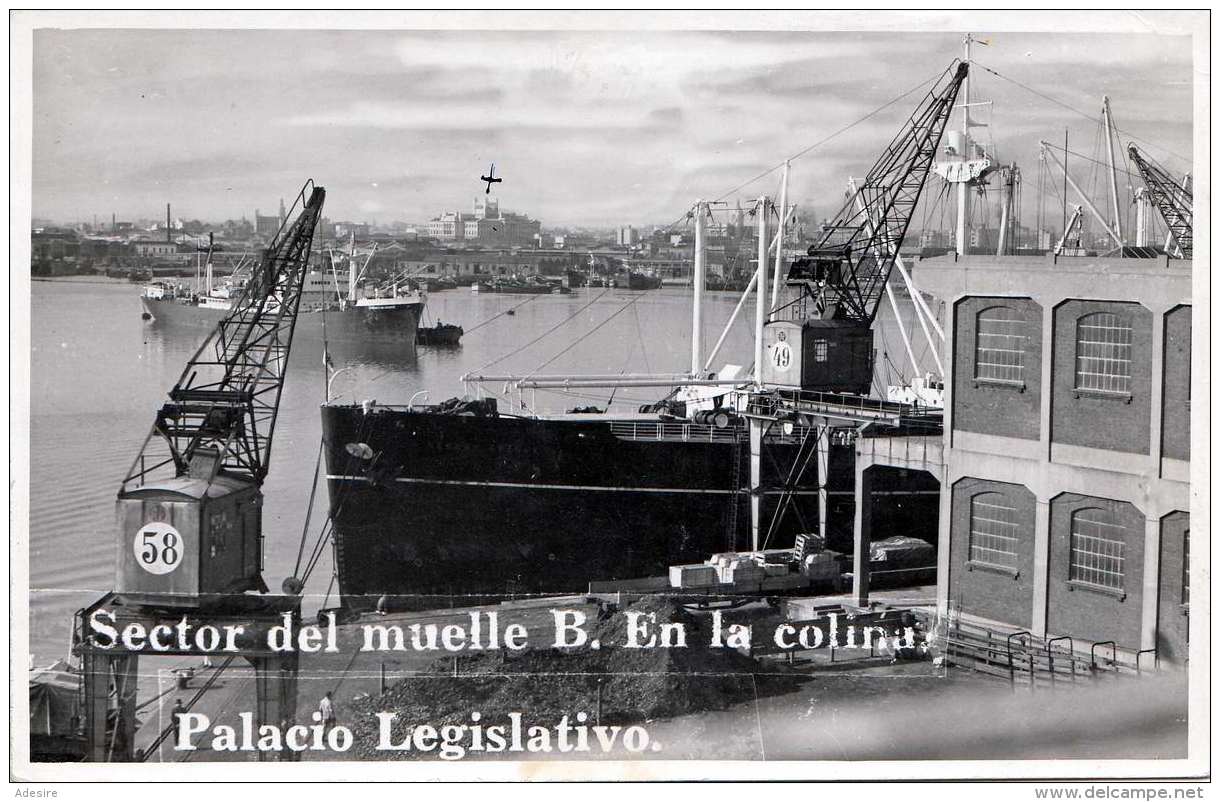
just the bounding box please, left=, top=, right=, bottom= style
left=320, top=405, right=939, bottom=609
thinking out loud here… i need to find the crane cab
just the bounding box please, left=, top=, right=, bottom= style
left=762, top=319, right=874, bottom=395
left=115, top=472, right=266, bottom=609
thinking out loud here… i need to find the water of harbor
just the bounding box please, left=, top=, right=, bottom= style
left=27, top=277, right=940, bottom=664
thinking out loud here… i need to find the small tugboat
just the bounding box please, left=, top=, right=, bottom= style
left=416, top=319, right=464, bottom=346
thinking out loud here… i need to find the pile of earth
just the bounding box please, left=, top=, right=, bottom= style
left=343, top=595, right=805, bottom=759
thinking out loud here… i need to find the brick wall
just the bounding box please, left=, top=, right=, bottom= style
left=1161, top=305, right=1192, bottom=461
left=952, top=297, right=1042, bottom=440
left=1051, top=300, right=1153, bottom=454
left=947, top=477, right=1036, bottom=628
left=1046, top=493, right=1145, bottom=649
left=1156, top=510, right=1190, bottom=663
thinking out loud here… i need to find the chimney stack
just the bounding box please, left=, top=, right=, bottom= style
left=166, top=203, right=172, bottom=243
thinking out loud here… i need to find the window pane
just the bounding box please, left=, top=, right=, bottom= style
left=1075, top=312, right=1132, bottom=393
left=976, top=306, right=1025, bottom=382
left=1069, top=507, right=1125, bottom=590
left=969, top=493, right=1019, bottom=569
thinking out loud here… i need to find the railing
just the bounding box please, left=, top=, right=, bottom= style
left=1045, top=635, right=1075, bottom=685
left=1091, top=640, right=1117, bottom=673
left=607, top=421, right=740, bottom=443
left=752, top=387, right=940, bottom=422
left=604, top=419, right=851, bottom=445
left=1136, top=648, right=1159, bottom=675
left=1005, top=631, right=1032, bottom=688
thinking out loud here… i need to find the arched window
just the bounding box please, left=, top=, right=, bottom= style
left=1069, top=507, right=1126, bottom=591
left=1075, top=311, right=1132, bottom=393
left=969, top=492, right=1019, bottom=569
left=975, top=306, right=1026, bottom=383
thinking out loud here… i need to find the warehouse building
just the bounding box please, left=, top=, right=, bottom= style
left=912, top=252, right=1193, bottom=663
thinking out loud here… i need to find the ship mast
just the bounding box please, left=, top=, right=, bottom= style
left=1102, top=96, right=1125, bottom=244
left=933, top=34, right=995, bottom=256
left=957, top=34, right=971, bottom=255
left=347, top=231, right=357, bottom=305
left=753, top=196, right=769, bottom=389
left=691, top=200, right=707, bottom=375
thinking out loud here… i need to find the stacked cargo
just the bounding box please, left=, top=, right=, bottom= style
left=668, top=564, right=718, bottom=589
left=662, top=541, right=847, bottom=592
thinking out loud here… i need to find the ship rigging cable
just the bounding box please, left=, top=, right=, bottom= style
left=654, top=66, right=951, bottom=235
left=970, top=61, right=1190, bottom=165
left=472, top=287, right=613, bottom=374
left=525, top=292, right=650, bottom=377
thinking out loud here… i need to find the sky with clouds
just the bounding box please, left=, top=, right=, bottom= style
left=31, top=25, right=1194, bottom=229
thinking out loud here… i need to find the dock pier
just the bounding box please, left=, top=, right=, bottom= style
left=75, top=593, right=303, bottom=762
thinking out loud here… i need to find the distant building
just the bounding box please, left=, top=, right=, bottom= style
left=131, top=240, right=178, bottom=258
left=473, top=196, right=499, bottom=220
left=253, top=209, right=282, bottom=237
left=919, top=229, right=954, bottom=250
left=31, top=229, right=81, bottom=276
left=335, top=221, right=371, bottom=239
left=432, top=196, right=541, bottom=246
left=427, top=212, right=464, bottom=241
left=400, top=249, right=574, bottom=281
left=617, top=225, right=637, bottom=246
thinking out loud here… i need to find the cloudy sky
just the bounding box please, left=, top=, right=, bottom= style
left=30, top=23, right=1194, bottom=229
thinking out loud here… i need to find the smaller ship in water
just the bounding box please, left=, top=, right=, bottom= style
left=416, top=320, right=464, bottom=346
left=472, top=276, right=571, bottom=294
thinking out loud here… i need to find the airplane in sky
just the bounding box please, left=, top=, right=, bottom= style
left=480, top=163, right=502, bottom=194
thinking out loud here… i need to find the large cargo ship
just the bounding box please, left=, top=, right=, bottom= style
left=320, top=394, right=939, bottom=607
left=141, top=267, right=425, bottom=343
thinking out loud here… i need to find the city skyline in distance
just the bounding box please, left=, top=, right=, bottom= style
left=33, top=25, right=1193, bottom=230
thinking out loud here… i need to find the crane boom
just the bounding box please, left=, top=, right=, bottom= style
left=1128, top=145, right=1192, bottom=258
left=784, top=61, right=969, bottom=326
left=122, top=182, right=326, bottom=491
left=760, top=61, right=967, bottom=396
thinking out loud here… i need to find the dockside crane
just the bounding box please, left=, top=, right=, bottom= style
left=115, top=182, right=326, bottom=609
left=1128, top=144, right=1192, bottom=258
left=766, top=61, right=968, bottom=395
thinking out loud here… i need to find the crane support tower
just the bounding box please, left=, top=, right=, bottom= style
left=1128, top=144, right=1192, bottom=258
left=114, top=182, right=326, bottom=609
left=764, top=61, right=968, bottom=394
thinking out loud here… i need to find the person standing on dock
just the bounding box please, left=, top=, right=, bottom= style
left=319, top=691, right=337, bottom=736
left=171, top=699, right=187, bottom=749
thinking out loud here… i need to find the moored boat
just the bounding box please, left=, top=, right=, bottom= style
left=416, top=320, right=464, bottom=346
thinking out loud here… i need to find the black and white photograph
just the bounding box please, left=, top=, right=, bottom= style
left=8, top=9, right=1210, bottom=787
